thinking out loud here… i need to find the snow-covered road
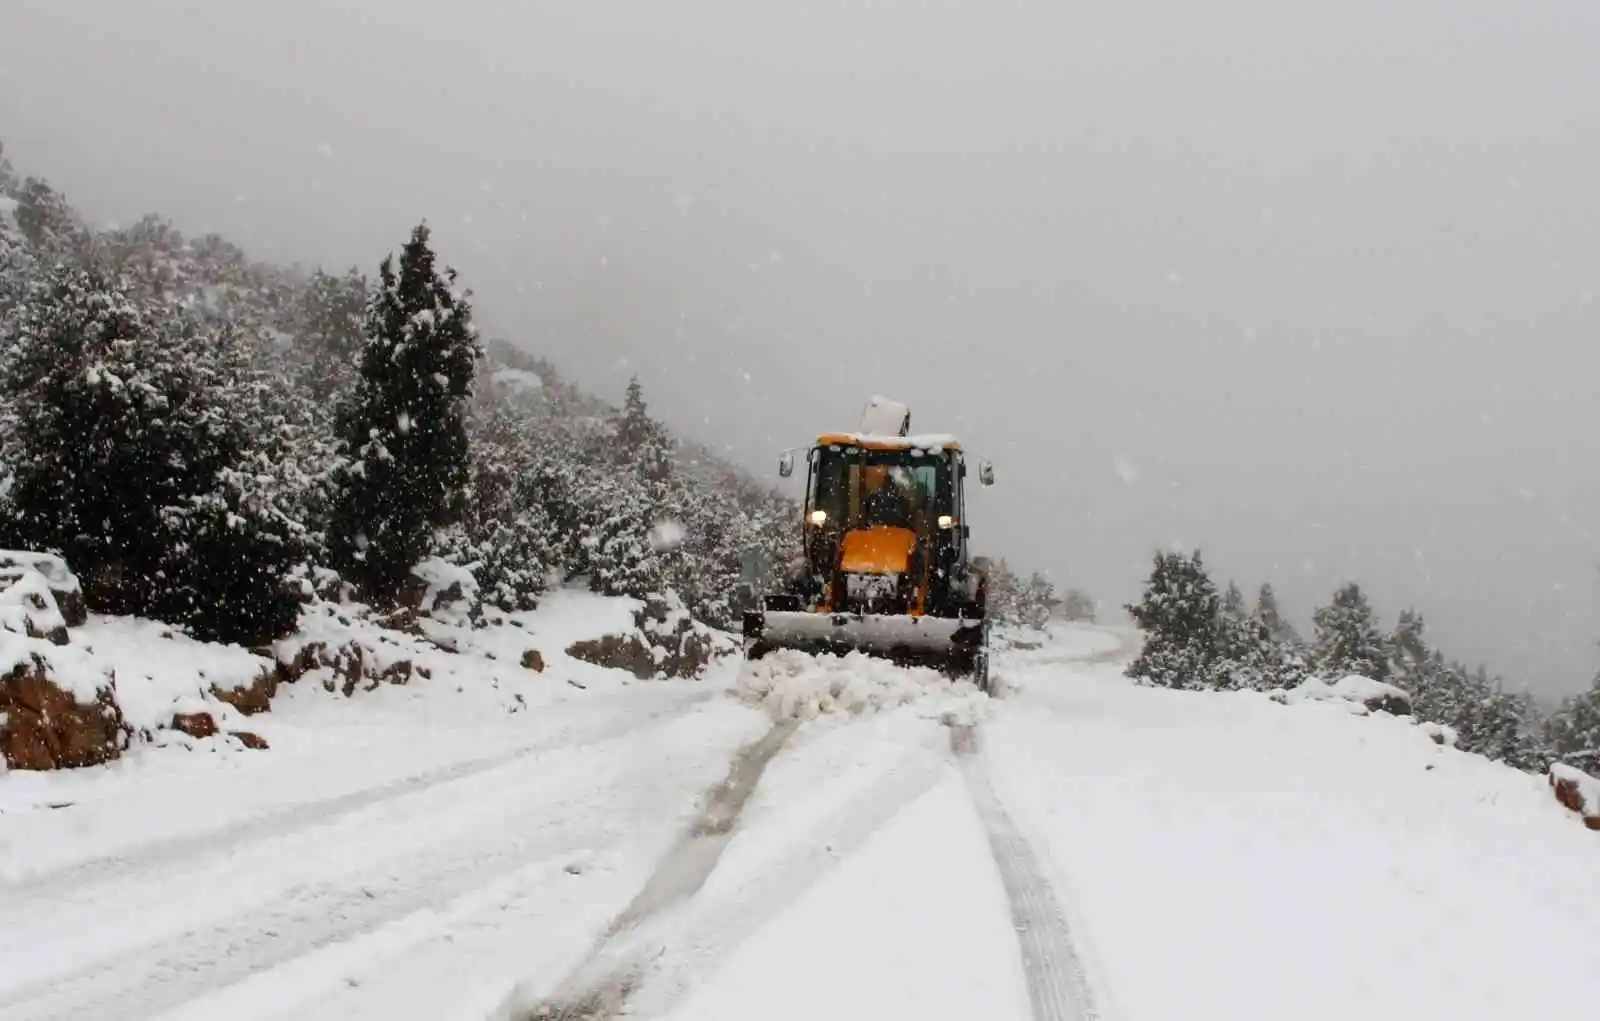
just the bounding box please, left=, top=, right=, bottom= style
left=2, top=622, right=1596, bottom=1021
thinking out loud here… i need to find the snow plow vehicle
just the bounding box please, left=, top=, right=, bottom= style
left=743, top=397, right=996, bottom=690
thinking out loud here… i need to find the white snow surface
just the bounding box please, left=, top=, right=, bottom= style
left=1, top=608, right=1596, bottom=1021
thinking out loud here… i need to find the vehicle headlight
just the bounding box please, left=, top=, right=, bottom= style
left=937, top=514, right=954, bottom=529
left=809, top=509, right=828, bottom=525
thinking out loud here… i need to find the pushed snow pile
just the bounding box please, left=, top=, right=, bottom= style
left=1276, top=674, right=1413, bottom=716
left=1549, top=763, right=1600, bottom=830
left=735, top=649, right=988, bottom=724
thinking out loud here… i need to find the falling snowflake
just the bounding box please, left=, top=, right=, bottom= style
left=649, top=518, right=686, bottom=551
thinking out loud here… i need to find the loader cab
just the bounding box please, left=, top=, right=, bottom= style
left=792, top=434, right=979, bottom=611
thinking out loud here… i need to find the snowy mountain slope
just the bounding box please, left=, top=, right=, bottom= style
left=0, top=618, right=1594, bottom=1021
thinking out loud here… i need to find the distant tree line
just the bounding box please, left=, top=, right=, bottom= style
left=1125, top=548, right=1600, bottom=776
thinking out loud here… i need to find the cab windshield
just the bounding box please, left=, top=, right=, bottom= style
left=809, top=444, right=954, bottom=532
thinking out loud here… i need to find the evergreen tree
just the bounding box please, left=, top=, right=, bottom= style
left=1546, top=675, right=1600, bottom=774
left=1221, top=581, right=1246, bottom=620
left=328, top=224, right=481, bottom=602
left=1256, top=582, right=1297, bottom=643
left=11, top=177, right=78, bottom=255
left=584, top=377, right=673, bottom=599
left=1125, top=549, right=1222, bottom=689
left=0, top=141, right=17, bottom=197
left=297, top=267, right=368, bottom=402
left=1311, top=582, right=1389, bottom=680
left=0, top=265, right=300, bottom=643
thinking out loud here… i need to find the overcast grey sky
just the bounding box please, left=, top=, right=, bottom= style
left=4, top=0, right=1599, bottom=696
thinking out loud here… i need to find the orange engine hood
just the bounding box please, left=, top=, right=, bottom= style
left=839, top=527, right=917, bottom=575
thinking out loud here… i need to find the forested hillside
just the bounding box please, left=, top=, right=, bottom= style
left=0, top=142, right=1060, bottom=657
left=0, top=145, right=795, bottom=646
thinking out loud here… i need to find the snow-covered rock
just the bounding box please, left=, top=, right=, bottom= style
left=1276, top=674, right=1413, bottom=716
left=1, top=634, right=125, bottom=771
left=1549, top=763, right=1600, bottom=830
left=0, top=550, right=87, bottom=628
left=565, top=591, right=734, bottom=680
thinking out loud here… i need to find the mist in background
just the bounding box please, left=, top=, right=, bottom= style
left=4, top=0, right=1598, bottom=696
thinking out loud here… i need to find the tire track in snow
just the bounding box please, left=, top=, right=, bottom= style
left=500, top=722, right=949, bottom=1021
left=500, top=719, right=801, bottom=1021
left=952, top=723, right=1102, bottom=1021
left=0, top=694, right=722, bottom=1021
left=1, top=687, right=713, bottom=903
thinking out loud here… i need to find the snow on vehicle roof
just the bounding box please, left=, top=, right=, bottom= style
left=857, top=395, right=911, bottom=436
left=815, top=432, right=962, bottom=452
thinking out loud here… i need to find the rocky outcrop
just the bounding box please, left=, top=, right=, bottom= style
left=565, top=595, right=734, bottom=680
left=521, top=649, right=545, bottom=672
left=170, top=711, right=219, bottom=738
left=274, top=638, right=416, bottom=697
left=0, top=653, right=125, bottom=770
left=566, top=632, right=660, bottom=680
left=210, top=665, right=278, bottom=715
left=230, top=730, right=269, bottom=750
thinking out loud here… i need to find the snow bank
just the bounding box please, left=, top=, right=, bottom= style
left=734, top=650, right=989, bottom=724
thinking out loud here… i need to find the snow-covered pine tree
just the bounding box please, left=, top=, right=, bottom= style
left=0, top=265, right=301, bottom=643
left=1255, top=582, right=1299, bottom=645
left=1013, top=571, right=1058, bottom=631
left=0, top=141, right=17, bottom=198
left=1546, top=675, right=1600, bottom=774
left=436, top=397, right=556, bottom=613
left=1125, top=549, right=1222, bottom=689
left=1213, top=585, right=1265, bottom=690
left=584, top=376, right=674, bottom=600
left=11, top=176, right=78, bottom=256
left=1310, top=582, right=1389, bottom=681
left=1221, top=581, right=1246, bottom=619
left=328, top=223, right=481, bottom=602
left=296, top=267, right=368, bottom=402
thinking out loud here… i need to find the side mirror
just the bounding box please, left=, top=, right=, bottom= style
left=778, top=451, right=795, bottom=478
left=978, top=459, right=995, bottom=486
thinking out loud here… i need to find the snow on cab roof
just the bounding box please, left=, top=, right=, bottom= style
left=814, top=432, right=963, bottom=452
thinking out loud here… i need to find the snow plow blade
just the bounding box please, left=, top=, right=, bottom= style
left=744, top=608, right=989, bottom=685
